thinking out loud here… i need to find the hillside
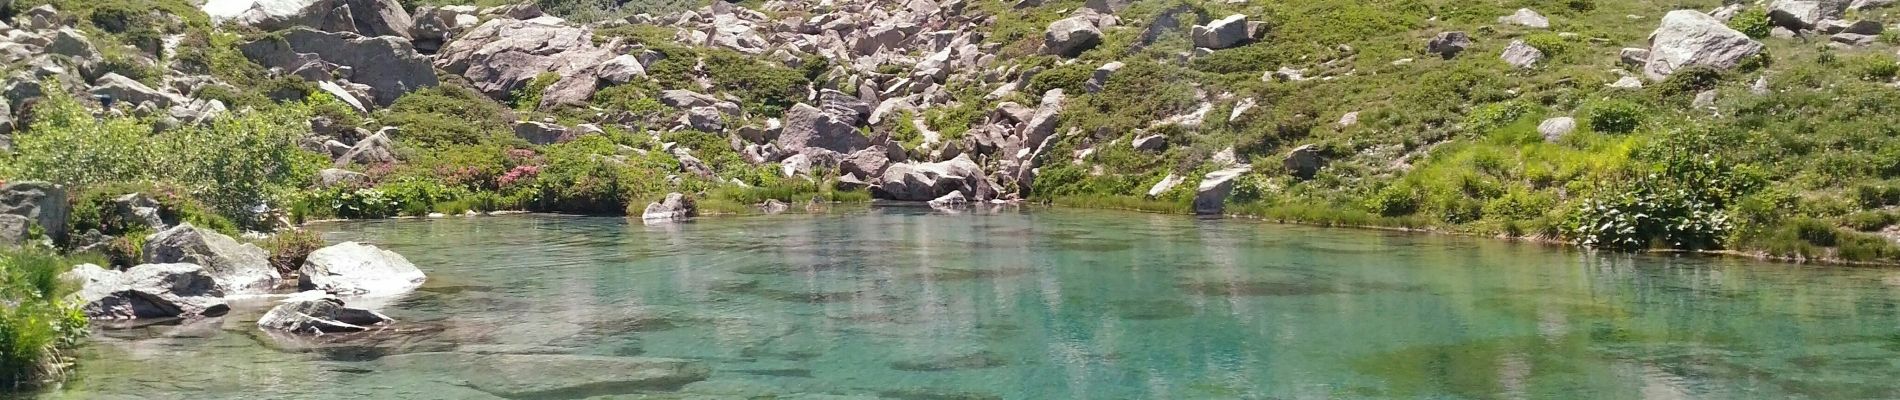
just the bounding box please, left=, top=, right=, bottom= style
left=1, top=0, right=1899, bottom=265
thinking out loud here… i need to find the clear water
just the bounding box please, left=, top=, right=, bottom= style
left=35, top=208, right=1900, bottom=399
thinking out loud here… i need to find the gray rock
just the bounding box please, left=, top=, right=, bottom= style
left=1284, top=144, right=1324, bottom=180
left=316, top=168, right=368, bottom=188
left=1044, top=15, right=1102, bottom=57
left=513, top=121, right=573, bottom=145
left=756, top=199, right=789, bottom=214
left=433, top=18, right=613, bottom=108
left=0, top=214, right=28, bottom=248
left=111, top=193, right=166, bottom=232
left=821, top=89, right=872, bottom=125
left=144, top=224, right=278, bottom=295
left=91, top=73, right=186, bottom=109
left=299, top=242, right=426, bottom=296
left=1086, top=61, right=1123, bottom=93
left=1644, top=10, right=1764, bottom=81
left=1337, top=111, right=1361, bottom=127
left=68, top=263, right=231, bottom=319
left=1020, top=89, right=1065, bottom=152
left=659, top=89, right=717, bottom=108
left=1501, top=40, right=1545, bottom=69
left=1850, top=0, right=1897, bottom=10
left=681, top=107, right=723, bottom=132
left=1693, top=89, right=1719, bottom=108
left=841, top=146, right=894, bottom=178
left=1609, top=76, right=1645, bottom=89
left=1146, top=174, right=1186, bottom=198
left=337, top=128, right=398, bottom=166
left=374, top=353, right=711, bottom=398
left=872, top=155, right=995, bottom=201
left=1192, top=14, right=1251, bottom=50
left=1428, top=31, right=1471, bottom=59
left=257, top=292, right=393, bottom=333
left=1498, top=8, right=1551, bottom=28
left=927, top=191, right=969, bottom=210
left=1769, top=0, right=1832, bottom=30
left=1083, top=0, right=1130, bottom=14
left=1131, top=134, right=1167, bottom=152
left=1538, top=117, right=1576, bottom=142
left=239, top=28, right=437, bottom=107
left=409, top=5, right=479, bottom=52
left=776, top=103, right=868, bottom=156
left=1818, top=19, right=1884, bottom=34
left=1831, top=32, right=1878, bottom=46
left=641, top=193, right=697, bottom=221
left=1193, top=166, right=1252, bottom=215
left=0, top=181, right=68, bottom=244
left=1619, top=48, right=1650, bottom=67
left=597, top=54, right=647, bottom=84
left=206, top=0, right=412, bottom=39
left=45, top=28, right=96, bottom=59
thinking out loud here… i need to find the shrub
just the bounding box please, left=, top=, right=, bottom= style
left=1365, top=184, right=1420, bottom=217
left=0, top=249, right=90, bottom=389
left=1846, top=55, right=1900, bottom=82
left=381, top=85, right=515, bottom=147
left=263, top=229, right=323, bottom=277
left=1463, top=101, right=1531, bottom=133
left=700, top=50, right=809, bottom=117
left=1654, top=66, right=1726, bottom=98
left=1027, top=62, right=1092, bottom=95
left=1727, top=7, right=1771, bottom=39
left=1583, top=99, right=1645, bottom=134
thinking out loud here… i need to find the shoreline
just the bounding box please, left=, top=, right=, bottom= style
left=293, top=199, right=1900, bottom=269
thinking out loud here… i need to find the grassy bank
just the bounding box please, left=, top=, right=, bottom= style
left=0, top=250, right=90, bottom=390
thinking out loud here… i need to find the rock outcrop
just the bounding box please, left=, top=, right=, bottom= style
left=257, top=292, right=394, bottom=333
left=239, top=28, right=437, bottom=107
left=0, top=181, right=68, bottom=244
left=641, top=193, right=698, bottom=221
left=434, top=17, right=615, bottom=109
left=1644, top=10, right=1765, bottom=80
left=1193, top=166, right=1252, bottom=215
left=776, top=103, right=869, bottom=156
left=299, top=241, right=427, bottom=296
left=1191, top=14, right=1252, bottom=50
left=68, top=263, right=231, bottom=319
left=144, top=224, right=279, bottom=295
left=1044, top=15, right=1102, bottom=57
left=872, top=155, right=995, bottom=201
left=205, top=0, right=413, bottom=39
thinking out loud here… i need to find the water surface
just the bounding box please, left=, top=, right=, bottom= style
left=40, top=208, right=1900, bottom=399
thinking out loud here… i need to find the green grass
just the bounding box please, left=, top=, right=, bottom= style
left=0, top=249, right=89, bottom=390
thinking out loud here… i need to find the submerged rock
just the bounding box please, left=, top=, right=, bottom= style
left=299, top=242, right=428, bottom=296
left=143, top=223, right=278, bottom=295
left=642, top=193, right=698, bottom=221
left=258, top=292, right=394, bottom=334
left=1193, top=165, right=1253, bottom=215
left=68, top=263, right=231, bottom=319
left=375, top=353, right=711, bottom=398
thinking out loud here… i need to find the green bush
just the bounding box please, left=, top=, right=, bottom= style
left=1846, top=55, right=1900, bottom=82
left=263, top=229, right=324, bottom=277
left=1727, top=7, right=1771, bottom=39
left=1583, top=99, right=1645, bottom=134
left=1027, top=62, right=1092, bottom=95
left=700, top=50, right=809, bottom=117
left=381, top=85, right=515, bottom=147
left=0, top=249, right=90, bottom=389
left=1365, top=184, right=1420, bottom=217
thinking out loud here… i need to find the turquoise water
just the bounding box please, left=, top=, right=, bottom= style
left=39, top=208, right=1900, bottom=399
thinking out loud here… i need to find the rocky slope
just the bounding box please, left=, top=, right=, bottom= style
left=3, top=0, right=1900, bottom=262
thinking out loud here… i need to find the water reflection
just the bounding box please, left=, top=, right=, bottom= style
left=38, top=209, right=1900, bottom=399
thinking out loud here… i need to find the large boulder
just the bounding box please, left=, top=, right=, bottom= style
left=872, top=155, right=995, bottom=201
left=1498, top=8, right=1551, bottom=28
left=257, top=292, right=393, bottom=333
left=640, top=193, right=698, bottom=222
left=1020, top=89, right=1065, bottom=152
left=68, top=263, right=231, bottom=319
left=1284, top=144, right=1325, bottom=180
left=239, top=28, right=437, bottom=107
left=0, top=215, right=30, bottom=248
left=1539, top=117, right=1577, bottom=142
left=1043, top=15, right=1102, bottom=57
left=299, top=241, right=427, bottom=296
left=336, top=128, right=398, bottom=166
left=1644, top=10, right=1765, bottom=80
left=841, top=146, right=895, bottom=178
left=0, top=181, right=68, bottom=244
left=1427, top=32, right=1472, bottom=59
left=434, top=17, right=615, bottom=109
left=91, top=73, right=186, bottom=110
left=776, top=103, right=869, bottom=156
left=1768, top=0, right=1838, bottom=30
left=513, top=121, right=574, bottom=145
left=1500, top=40, right=1545, bottom=69
left=144, top=224, right=278, bottom=295
left=374, top=353, right=711, bottom=398
left=1193, top=166, right=1253, bottom=215
left=204, top=0, right=413, bottom=39
left=409, top=5, right=479, bottom=52
left=1191, top=14, right=1252, bottom=50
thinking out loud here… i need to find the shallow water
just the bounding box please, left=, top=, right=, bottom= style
left=36, top=208, right=1900, bottom=399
